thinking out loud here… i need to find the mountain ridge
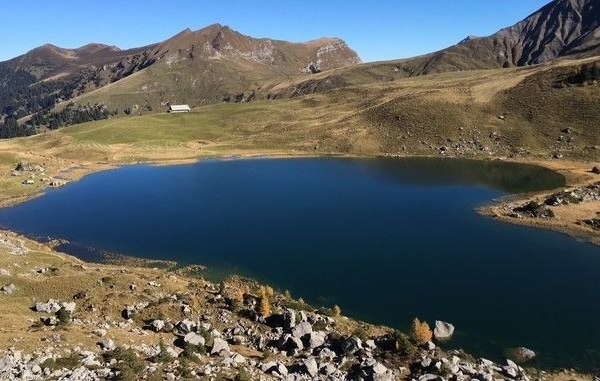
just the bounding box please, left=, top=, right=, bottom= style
left=0, top=23, right=360, bottom=129
left=2, top=0, right=600, bottom=137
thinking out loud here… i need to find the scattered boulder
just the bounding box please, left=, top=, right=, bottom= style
left=94, top=329, right=107, bottom=337
left=361, top=358, right=394, bottom=381
left=278, top=333, right=304, bottom=351
left=62, top=302, right=77, bottom=314
left=100, top=338, right=116, bottom=351
left=592, top=166, right=600, bottom=175
left=149, top=319, right=165, bottom=332
left=301, top=357, right=319, bottom=378
left=122, top=306, right=136, bottom=319
left=513, top=201, right=555, bottom=219
left=34, top=299, right=62, bottom=313
left=308, top=331, right=327, bottom=349
left=341, top=336, right=363, bottom=354
left=15, top=162, right=32, bottom=172
left=184, top=332, right=205, bottom=347
left=291, top=321, right=312, bottom=339
left=283, top=308, right=296, bottom=330
left=583, top=218, right=600, bottom=230
left=433, top=320, right=454, bottom=340
left=1, top=284, right=16, bottom=295
left=210, top=337, right=230, bottom=356
left=515, top=347, right=536, bottom=361
left=178, top=319, right=195, bottom=333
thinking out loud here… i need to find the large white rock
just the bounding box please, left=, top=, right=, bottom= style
left=183, top=332, right=205, bottom=347
left=434, top=320, right=455, bottom=340
left=149, top=319, right=165, bottom=332
left=210, top=337, right=230, bottom=356
left=292, top=321, right=312, bottom=339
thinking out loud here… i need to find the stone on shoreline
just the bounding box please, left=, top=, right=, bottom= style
left=434, top=320, right=455, bottom=340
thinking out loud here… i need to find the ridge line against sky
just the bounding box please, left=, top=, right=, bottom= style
left=1, top=0, right=551, bottom=63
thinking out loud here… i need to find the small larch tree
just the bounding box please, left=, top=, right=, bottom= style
left=259, top=287, right=271, bottom=317
left=410, top=317, right=433, bottom=345
left=333, top=305, right=342, bottom=318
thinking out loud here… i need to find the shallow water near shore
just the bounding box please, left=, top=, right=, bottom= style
left=1, top=157, right=600, bottom=369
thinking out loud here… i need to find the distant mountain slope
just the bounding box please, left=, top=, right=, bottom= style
left=0, top=24, right=360, bottom=135
left=273, top=0, right=600, bottom=98
left=66, top=24, right=360, bottom=114
left=408, top=0, right=600, bottom=74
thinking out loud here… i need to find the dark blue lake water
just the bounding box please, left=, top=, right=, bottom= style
left=1, top=158, right=599, bottom=370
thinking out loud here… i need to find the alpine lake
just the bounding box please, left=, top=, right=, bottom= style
left=2, top=157, right=600, bottom=370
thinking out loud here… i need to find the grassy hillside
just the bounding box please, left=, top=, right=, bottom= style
left=2, top=57, right=600, bottom=206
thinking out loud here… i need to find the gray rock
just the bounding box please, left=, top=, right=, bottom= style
left=184, top=332, right=205, bottom=347
left=61, top=302, right=77, bottom=314
left=317, top=347, right=336, bottom=361
left=309, top=331, right=327, bottom=349
left=362, top=359, right=394, bottom=381
left=1, top=284, right=16, bottom=295
left=434, top=320, right=455, bottom=340
left=149, top=319, right=165, bottom=332
left=283, top=308, right=296, bottom=330
left=94, top=329, right=107, bottom=337
left=35, top=299, right=62, bottom=313
left=230, top=353, right=246, bottom=365
left=163, top=322, right=174, bottom=333
left=503, top=366, right=518, bottom=378
left=419, top=374, right=444, bottom=381
left=210, top=337, right=230, bottom=356
left=42, top=316, right=59, bottom=326
left=421, top=357, right=432, bottom=368
left=178, top=319, right=195, bottom=333
left=299, top=310, right=308, bottom=322
left=365, top=339, right=377, bottom=350
left=101, top=338, right=116, bottom=351
left=516, top=347, right=536, bottom=360
left=320, top=363, right=337, bottom=376
left=292, top=321, right=312, bottom=339
left=122, top=306, right=136, bottom=319
left=342, top=336, right=363, bottom=354
left=82, top=354, right=101, bottom=367
left=260, top=361, right=277, bottom=372
left=276, top=362, right=288, bottom=377
left=302, top=357, right=319, bottom=377
left=278, top=333, right=304, bottom=351
left=506, top=359, right=519, bottom=370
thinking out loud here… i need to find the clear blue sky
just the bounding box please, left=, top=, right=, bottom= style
left=1, top=1, right=551, bottom=63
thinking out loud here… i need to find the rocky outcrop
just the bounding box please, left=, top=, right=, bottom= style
left=511, top=201, right=555, bottom=219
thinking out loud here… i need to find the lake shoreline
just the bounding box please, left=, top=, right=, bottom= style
left=0, top=152, right=599, bottom=377
left=478, top=158, right=600, bottom=247
left=2, top=151, right=600, bottom=247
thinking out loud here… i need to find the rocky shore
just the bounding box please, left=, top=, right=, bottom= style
left=0, top=230, right=582, bottom=381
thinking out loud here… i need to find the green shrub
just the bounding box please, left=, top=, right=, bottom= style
left=181, top=342, right=205, bottom=360
left=391, top=330, right=416, bottom=357
left=152, top=340, right=174, bottom=364
left=353, top=327, right=369, bottom=342
left=56, top=307, right=71, bottom=326
left=235, top=368, right=252, bottom=381
left=199, top=328, right=213, bottom=348
left=104, top=347, right=146, bottom=381
left=41, top=353, right=80, bottom=371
